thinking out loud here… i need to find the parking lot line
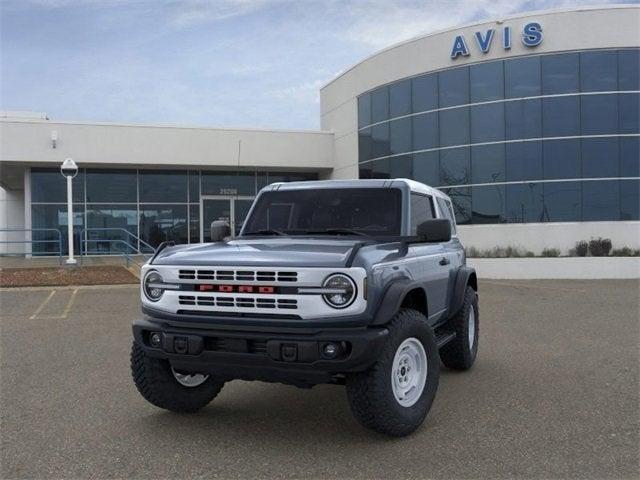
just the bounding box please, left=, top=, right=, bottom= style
left=29, top=290, right=56, bottom=319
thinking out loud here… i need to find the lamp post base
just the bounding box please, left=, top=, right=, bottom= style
left=65, top=258, right=78, bottom=266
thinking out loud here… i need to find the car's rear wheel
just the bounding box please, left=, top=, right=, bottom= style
left=131, top=341, right=224, bottom=413
left=439, top=286, right=479, bottom=370
left=346, top=308, right=440, bottom=437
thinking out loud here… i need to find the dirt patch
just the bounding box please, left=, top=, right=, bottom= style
left=0, top=266, right=138, bottom=287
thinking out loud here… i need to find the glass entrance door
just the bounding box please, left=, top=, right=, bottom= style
left=200, top=196, right=253, bottom=242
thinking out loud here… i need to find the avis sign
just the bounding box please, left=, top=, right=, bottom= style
left=450, top=22, right=543, bottom=59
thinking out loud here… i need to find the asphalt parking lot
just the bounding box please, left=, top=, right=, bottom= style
left=1, top=280, right=638, bottom=479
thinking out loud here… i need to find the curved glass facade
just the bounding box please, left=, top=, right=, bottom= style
left=357, top=49, right=640, bottom=224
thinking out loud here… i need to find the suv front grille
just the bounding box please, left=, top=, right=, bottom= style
left=178, top=269, right=298, bottom=283
left=178, top=295, right=298, bottom=310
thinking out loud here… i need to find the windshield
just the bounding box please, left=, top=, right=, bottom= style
left=242, top=188, right=402, bottom=236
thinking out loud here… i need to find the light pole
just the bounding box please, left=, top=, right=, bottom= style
left=60, top=158, right=78, bottom=265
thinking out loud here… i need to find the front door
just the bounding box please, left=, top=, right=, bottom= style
left=200, top=196, right=254, bottom=242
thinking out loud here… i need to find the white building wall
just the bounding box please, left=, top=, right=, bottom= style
left=0, top=120, right=334, bottom=171
left=458, top=221, right=640, bottom=256
left=0, top=186, right=25, bottom=254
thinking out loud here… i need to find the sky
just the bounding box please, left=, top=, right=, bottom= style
left=1, top=0, right=635, bottom=130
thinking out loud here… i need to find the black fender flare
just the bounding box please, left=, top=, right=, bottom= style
left=448, top=266, right=478, bottom=316
left=371, top=278, right=427, bottom=326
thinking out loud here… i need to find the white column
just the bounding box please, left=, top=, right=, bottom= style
left=66, top=175, right=76, bottom=265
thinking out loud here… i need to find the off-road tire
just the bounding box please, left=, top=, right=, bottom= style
left=439, top=286, right=479, bottom=370
left=345, top=309, right=440, bottom=437
left=131, top=341, right=224, bottom=413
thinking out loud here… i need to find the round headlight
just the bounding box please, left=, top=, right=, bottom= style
left=143, top=271, right=164, bottom=302
left=322, top=274, right=356, bottom=309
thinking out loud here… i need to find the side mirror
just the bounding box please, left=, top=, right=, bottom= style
left=210, top=220, right=231, bottom=242
left=417, top=219, right=451, bottom=243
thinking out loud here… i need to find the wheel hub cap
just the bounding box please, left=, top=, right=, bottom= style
left=391, top=337, right=427, bottom=407
left=171, top=367, right=209, bottom=387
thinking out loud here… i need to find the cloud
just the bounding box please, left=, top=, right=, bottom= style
left=168, top=0, right=282, bottom=28
left=337, top=0, right=604, bottom=49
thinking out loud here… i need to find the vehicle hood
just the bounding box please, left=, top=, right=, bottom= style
left=151, top=238, right=362, bottom=268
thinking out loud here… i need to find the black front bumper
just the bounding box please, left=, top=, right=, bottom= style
left=133, top=316, right=388, bottom=387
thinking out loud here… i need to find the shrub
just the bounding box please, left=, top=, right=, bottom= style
left=466, top=246, right=481, bottom=258
left=610, top=247, right=640, bottom=257
left=588, top=237, right=612, bottom=257
left=574, top=240, right=589, bottom=257
left=541, top=248, right=561, bottom=257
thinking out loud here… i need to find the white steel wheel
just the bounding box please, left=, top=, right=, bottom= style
left=171, top=367, right=209, bottom=388
left=391, top=337, right=428, bottom=408
left=468, top=308, right=476, bottom=350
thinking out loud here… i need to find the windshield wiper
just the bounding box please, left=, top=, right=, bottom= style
left=304, top=228, right=369, bottom=237
left=243, top=229, right=288, bottom=236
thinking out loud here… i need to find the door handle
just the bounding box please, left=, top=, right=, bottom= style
left=439, top=257, right=450, bottom=266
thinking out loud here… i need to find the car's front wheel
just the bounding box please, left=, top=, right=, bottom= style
left=131, top=341, right=224, bottom=413
left=345, top=309, right=440, bottom=437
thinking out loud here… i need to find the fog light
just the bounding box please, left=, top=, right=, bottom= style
left=322, top=343, right=339, bottom=358
left=150, top=332, right=162, bottom=348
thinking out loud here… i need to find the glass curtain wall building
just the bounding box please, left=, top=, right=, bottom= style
left=357, top=48, right=640, bottom=225
left=30, top=169, right=316, bottom=255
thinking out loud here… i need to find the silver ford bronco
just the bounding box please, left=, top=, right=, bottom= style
left=131, top=179, right=479, bottom=436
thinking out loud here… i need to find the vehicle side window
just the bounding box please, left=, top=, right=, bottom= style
left=436, top=197, right=457, bottom=234
left=410, top=193, right=435, bottom=235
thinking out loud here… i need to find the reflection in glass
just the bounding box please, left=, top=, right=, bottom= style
left=412, top=74, right=438, bottom=113
left=86, top=169, right=136, bottom=203
left=371, top=123, right=390, bottom=158
left=581, top=138, right=619, bottom=178
left=139, top=205, right=188, bottom=247
left=618, top=49, right=640, bottom=91
left=470, top=61, right=504, bottom=102
left=440, top=148, right=470, bottom=186
left=543, top=182, right=581, bottom=222
left=506, top=142, right=543, bottom=182
left=471, top=144, right=505, bottom=184
left=140, top=171, right=188, bottom=203
left=413, top=152, right=439, bottom=187
left=189, top=205, right=200, bottom=243
left=620, top=180, right=640, bottom=220
left=31, top=204, right=84, bottom=255
left=471, top=185, right=505, bottom=224
left=580, top=51, right=617, bottom=92
left=581, top=94, right=619, bottom=135
left=371, top=87, right=389, bottom=123
left=390, top=79, right=411, bottom=118
left=439, top=108, right=469, bottom=147
left=620, top=137, right=640, bottom=177
left=543, top=139, right=581, bottom=180
left=582, top=180, right=620, bottom=221
left=505, top=56, right=540, bottom=98
left=542, top=96, right=580, bottom=137
left=31, top=169, right=85, bottom=203
left=389, top=155, right=412, bottom=179
left=542, top=53, right=579, bottom=94
left=390, top=118, right=412, bottom=155
left=470, top=103, right=504, bottom=143
left=359, top=128, right=373, bottom=162
left=412, top=112, right=438, bottom=151
left=358, top=93, right=371, bottom=128
left=86, top=205, right=138, bottom=254
left=619, top=93, right=640, bottom=134
left=506, top=183, right=543, bottom=223
left=441, top=187, right=471, bottom=224
left=189, top=171, right=200, bottom=203
left=505, top=99, right=541, bottom=140
left=439, top=67, right=469, bottom=108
